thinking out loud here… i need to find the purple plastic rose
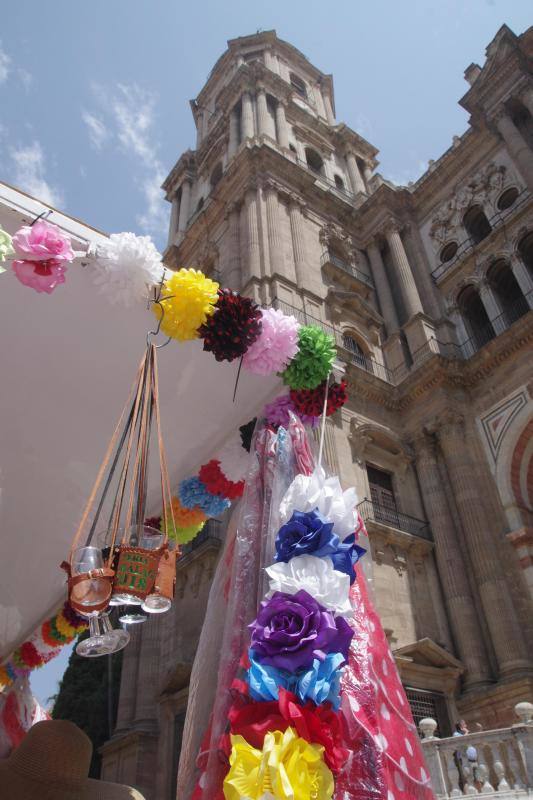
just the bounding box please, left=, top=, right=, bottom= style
left=249, top=589, right=353, bottom=672
left=275, top=509, right=338, bottom=563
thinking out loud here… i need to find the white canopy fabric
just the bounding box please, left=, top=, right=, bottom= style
left=0, top=184, right=280, bottom=659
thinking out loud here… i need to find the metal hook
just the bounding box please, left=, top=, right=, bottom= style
left=146, top=298, right=172, bottom=349
left=30, top=210, right=53, bottom=227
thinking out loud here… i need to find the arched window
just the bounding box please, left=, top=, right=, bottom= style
left=342, top=334, right=373, bottom=373
left=487, top=259, right=529, bottom=326
left=518, top=231, right=533, bottom=281
left=497, top=186, right=519, bottom=211
left=290, top=73, right=307, bottom=99
left=458, top=285, right=494, bottom=350
left=508, top=98, right=533, bottom=151
left=196, top=197, right=204, bottom=213
left=440, top=242, right=458, bottom=263
left=210, top=162, right=223, bottom=189
left=305, top=147, right=324, bottom=175
left=463, top=205, right=492, bottom=244
left=334, top=174, right=345, bottom=190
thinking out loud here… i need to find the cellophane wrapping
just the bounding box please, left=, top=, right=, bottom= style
left=177, top=417, right=435, bottom=800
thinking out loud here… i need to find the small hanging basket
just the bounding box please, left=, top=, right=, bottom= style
left=113, top=545, right=162, bottom=602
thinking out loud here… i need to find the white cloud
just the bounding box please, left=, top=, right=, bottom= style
left=0, top=42, right=11, bottom=84
left=17, top=68, right=33, bottom=91
left=86, top=82, right=167, bottom=234
left=383, top=160, right=428, bottom=187
left=82, top=110, right=109, bottom=150
left=9, top=141, right=64, bottom=207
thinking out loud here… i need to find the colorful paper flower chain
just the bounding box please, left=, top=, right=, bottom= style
left=0, top=603, right=87, bottom=691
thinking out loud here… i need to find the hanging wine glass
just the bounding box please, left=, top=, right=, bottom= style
left=71, top=546, right=130, bottom=657
left=142, top=539, right=176, bottom=615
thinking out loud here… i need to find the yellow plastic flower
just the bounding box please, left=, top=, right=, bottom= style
left=223, top=727, right=334, bottom=800
left=153, top=268, right=219, bottom=341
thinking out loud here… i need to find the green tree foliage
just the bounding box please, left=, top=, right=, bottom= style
left=52, top=632, right=123, bottom=778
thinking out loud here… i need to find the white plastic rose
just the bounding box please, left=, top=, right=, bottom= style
left=266, top=555, right=353, bottom=617
left=279, top=466, right=358, bottom=539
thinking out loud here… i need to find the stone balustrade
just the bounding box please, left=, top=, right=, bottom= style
left=420, top=702, right=533, bottom=797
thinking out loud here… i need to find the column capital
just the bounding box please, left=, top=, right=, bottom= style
left=432, top=411, right=465, bottom=440
left=411, top=430, right=438, bottom=462
left=382, top=217, right=403, bottom=237
left=224, top=200, right=241, bottom=219
left=288, top=194, right=306, bottom=212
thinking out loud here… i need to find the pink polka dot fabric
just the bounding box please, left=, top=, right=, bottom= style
left=336, top=571, right=435, bottom=799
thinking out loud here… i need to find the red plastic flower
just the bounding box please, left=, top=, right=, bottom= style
left=199, top=289, right=262, bottom=362
left=199, top=459, right=244, bottom=500
left=227, top=688, right=348, bottom=773
left=290, top=379, right=348, bottom=418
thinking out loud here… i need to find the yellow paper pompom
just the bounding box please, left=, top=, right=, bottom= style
left=154, top=268, right=219, bottom=341
left=223, top=727, right=334, bottom=800
left=55, top=612, right=78, bottom=641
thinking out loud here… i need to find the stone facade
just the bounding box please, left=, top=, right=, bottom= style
left=101, top=25, right=533, bottom=798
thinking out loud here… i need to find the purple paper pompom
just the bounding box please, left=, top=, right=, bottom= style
left=264, top=394, right=319, bottom=429
left=243, top=308, right=300, bottom=375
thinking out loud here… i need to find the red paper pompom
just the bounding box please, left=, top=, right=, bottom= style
left=199, top=459, right=244, bottom=501
left=290, top=379, right=348, bottom=418
left=198, top=289, right=262, bottom=362
left=19, top=641, right=44, bottom=669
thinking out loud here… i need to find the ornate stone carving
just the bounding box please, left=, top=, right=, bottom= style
left=349, top=419, right=372, bottom=465
left=428, top=162, right=512, bottom=251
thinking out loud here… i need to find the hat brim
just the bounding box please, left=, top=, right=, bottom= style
left=0, top=762, right=144, bottom=799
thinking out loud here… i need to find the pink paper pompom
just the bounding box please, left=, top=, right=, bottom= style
left=12, top=220, right=74, bottom=263
left=12, top=259, right=67, bottom=294
left=242, top=308, right=300, bottom=376
left=264, top=394, right=319, bottom=429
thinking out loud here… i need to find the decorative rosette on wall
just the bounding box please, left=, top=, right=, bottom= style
left=222, top=469, right=366, bottom=800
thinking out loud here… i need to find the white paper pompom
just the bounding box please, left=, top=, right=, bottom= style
left=279, top=466, right=359, bottom=539
left=266, top=555, right=353, bottom=617
left=216, top=435, right=249, bottom=483
left=92, top=232, right=165, bottom=307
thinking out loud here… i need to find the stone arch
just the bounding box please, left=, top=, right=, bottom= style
left=341, top=327, right=374, bottom=373
left=510, top=418, right=533, bottom=520
left=493, top=399, right=533, bottom=530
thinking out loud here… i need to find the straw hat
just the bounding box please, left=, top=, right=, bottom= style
left=0, top=719, right=146, bottom=799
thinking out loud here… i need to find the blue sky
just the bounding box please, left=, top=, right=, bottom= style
left=2, top=0, right=531, bottom=705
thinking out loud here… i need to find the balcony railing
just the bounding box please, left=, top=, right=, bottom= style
left=460, top=292, right=532, bottom=359
left=270, top=298, right=394, bottom=383
left=431, top=188, right=531, bottom=282
left=420, top=703, right=533, bottom=797
left=357, top=498, right=432, bottom=540
left=295, top=157, right=355, bottom=201
left=320, top=251, right=374, bottom=288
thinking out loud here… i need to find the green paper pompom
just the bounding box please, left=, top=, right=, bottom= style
left=280, top=325, right=336, bottom=390
left=167, top=520, right=206, bottom=545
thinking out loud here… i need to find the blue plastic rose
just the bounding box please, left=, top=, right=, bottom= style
left=274, top=509, right=339, bottom=562
left=246, top=649, right=346, bottom=709
left=329, top=533, right=366, bottom=585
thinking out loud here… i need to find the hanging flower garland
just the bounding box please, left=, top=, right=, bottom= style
left=154, top=268, right=219, bottom=341
left=199, top=289, right=262, bottom=362
left=290, top=379, right=348, bottom=418
left=243, top=307, right=300, bottom=375
left=92, top=232, right=165, bottom=307
left=281, top=325, right=336, bottom=390
left=0, top=603, right=86, bottom=691
left=0, top=227, right=14, bottom=274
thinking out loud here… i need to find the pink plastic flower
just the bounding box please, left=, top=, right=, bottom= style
left=12, top=220, right=74, bottom=263
left=264, top=394, right=319, bottom=429
left=243, top=308, right=300, bottom=376
left=12, top=259, right=67, bottom=294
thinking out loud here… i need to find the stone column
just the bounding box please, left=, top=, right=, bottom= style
left=479, top=280, right=504, bottom=333
left=134, top=618, right=163, bottom=731
left=511, top=255, right=533, bottom=308
left=345, top=151, right=366, bottom=195
left=244, top=188, right=261, bottom=284
left=448, top=305, right=469, bottom=346
left=264, top=183, right=283, bottom=277
left=168, top=192, right=180, bottom=246
left=225, top=202, right=242, bottom=290
left=256, top=87, right=269, bottom=137
left=363, top=163, right=373, bottom=188
left=403, top=224, right=443, bottom=319
left=413, top=433, right=491, bottom=687
left=114, top=625, right=141, bottom=733
left=323, top=93, right=335, bottom=125
left=275, top=101, right=289, bottom=150
left=289, top=198, right=307, bottom=287
left=241, top=91, right=254, bottom=140
left=196, top=111, right=204, bottom=148
left=177, top=180, right=191, bottom=237
left=384, top=220, right=424, bottom=319
left=437, top=414, right=532, bottom=677
left=228, top=109, right=239, bottom=158
left=366, top=239, right=400, bottom=335
left=314, top=85, right=327, bottom=118
left=495, top=111, right=533, bottom=191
